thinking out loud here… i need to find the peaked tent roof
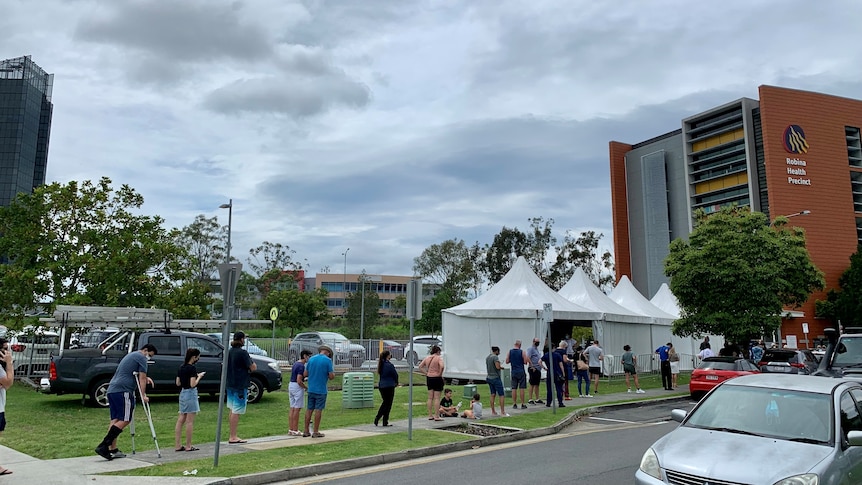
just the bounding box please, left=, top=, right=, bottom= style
left=444, top=256, right=601, bottom=320
left=650, top=283, right=681, bottom=318
left=608, top=276, right=677, bottom=324
left=557, top=268, right=652, bottom=324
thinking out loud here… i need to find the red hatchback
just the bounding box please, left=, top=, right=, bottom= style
left=689, top=356, right=760, bottom=400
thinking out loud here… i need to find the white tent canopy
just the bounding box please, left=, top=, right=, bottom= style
left=609, top=276, right=678, bottom=325
left=558, top=268, right=652, bottom=324
left=441, top=257, right=599, bottom=380
left=650, top=283, right=681, bottom=318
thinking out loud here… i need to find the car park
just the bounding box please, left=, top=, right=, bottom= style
left=288, top=331, right=365, bottom=366
left=758, top=348, right=819, bottom=375
left=636, top=374, right=862, bottom=485
left=205, top=332, right=268, bottom=356
left=689, top=356, right=759, bottom=400
left=404, top=335, right=442, bottom=366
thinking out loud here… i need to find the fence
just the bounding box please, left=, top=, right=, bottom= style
left=601, top=353, right=697, bottom=381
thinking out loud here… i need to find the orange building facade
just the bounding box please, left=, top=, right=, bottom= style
left=609, top=86, right=862, bottom=346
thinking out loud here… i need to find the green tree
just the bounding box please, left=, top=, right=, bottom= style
left=391, top=294, right=407, bottom=318
left=546, top=230, right=615, bottom=291
left=258, top=287, right=329, bottom=332
left=416, top=288, right=464, bottom=335
left=413, top=239, right=480, bottom=296
left=344, top=276, right=381, bottom=338
left=155, top=280, right=213, bottom=319
left=816, top=246, right=862, bottom=328
left=175, top=214, right=225, bottom=283
left=0, top=177, right=185, bottom=319
left=665, top=206, right=825, bottom=343
left=483, top=226, right=529, bottom=285
left=247, top=241, right=302, bottom=276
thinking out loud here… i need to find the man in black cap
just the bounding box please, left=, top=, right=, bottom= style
left=227, top=331, right=256, bottom=444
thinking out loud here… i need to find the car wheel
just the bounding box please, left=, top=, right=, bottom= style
left=407, top=351, right=419, bottom=366
left=248, top=376, right=264, bottom=404
left=89, top=378, right=112, bottom=408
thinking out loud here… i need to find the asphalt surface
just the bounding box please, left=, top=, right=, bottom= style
left=0, top=385, right=691, bottom=484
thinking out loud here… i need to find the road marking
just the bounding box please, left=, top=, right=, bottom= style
left=588, top=416, right=639, bottom=424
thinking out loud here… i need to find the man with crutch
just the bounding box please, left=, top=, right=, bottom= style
left=95, top=343, right=157, bottom=460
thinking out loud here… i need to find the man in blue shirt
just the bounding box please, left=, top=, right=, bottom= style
left=655, top=342, right=672, bottom=390
left=303, top=344, right=335, bottom=438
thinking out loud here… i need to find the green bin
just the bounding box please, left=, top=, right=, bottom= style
left=463, top=384, right=477, bottom=399
left=342, top=372, right=375, bottom=409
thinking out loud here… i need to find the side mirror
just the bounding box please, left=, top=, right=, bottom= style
left=670, top=409, right=687, bottom=423
left=848, top=430, right=862, bottom=447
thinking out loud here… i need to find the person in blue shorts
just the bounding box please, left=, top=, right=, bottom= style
left=95, top=343, right=157, bottom=460
left=485, top=346, right=509, bottom=417
left=227, top=331, right=256, bottom=444
left=303, top=344, right=335, bottom=438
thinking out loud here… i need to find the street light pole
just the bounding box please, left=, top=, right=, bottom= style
left=214, top=199, right=233, bottom=467
left=220, top=199, right=233, bottom=265
left=342, top=248, right=349, bottom=317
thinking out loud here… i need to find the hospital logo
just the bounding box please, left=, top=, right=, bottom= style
left=783, top=125, right=809, bottom=154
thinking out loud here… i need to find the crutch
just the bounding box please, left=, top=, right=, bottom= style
left=134, top=372, right=162, bottom=457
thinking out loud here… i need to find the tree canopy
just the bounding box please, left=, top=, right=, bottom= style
left=0, top=178, right=187, bottom=319
left=815, top=246, right=862, bottom=328
left=665, top=206, right=824, bottom=343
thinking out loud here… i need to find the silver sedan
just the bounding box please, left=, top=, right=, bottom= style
left=636, top=373, right=862, bottom=485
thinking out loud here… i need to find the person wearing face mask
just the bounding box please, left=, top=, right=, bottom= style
left=525, top=338, right=545, bottom=405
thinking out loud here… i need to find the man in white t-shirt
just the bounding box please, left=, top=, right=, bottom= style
left=698, top=344, right=715, bottom=360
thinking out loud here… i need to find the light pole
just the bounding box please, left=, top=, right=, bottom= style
left=214, top=198, right=233, bottom=466
left=342, top=248, right=349, bottom=317
left=771, top=210, right=811, bottom=226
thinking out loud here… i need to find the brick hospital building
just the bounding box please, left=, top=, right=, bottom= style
left=610, top=85, right=862, bottom=346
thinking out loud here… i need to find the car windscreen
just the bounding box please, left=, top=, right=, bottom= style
left=697, top=361, right=737, bottom=371
left=834, top=337, right=862, bottom=367
left=684, top=385, right=832, bottom=444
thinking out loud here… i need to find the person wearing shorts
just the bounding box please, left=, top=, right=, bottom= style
left=303, top=345, right=334, bottom=438
left=526, top=338, right=544, bottom=404
left=95, top=343, right=157, bottom=460
left=288, top=349, right=311, bottom=436
left=620, top=345, right=644, bottom=394
left=227, top=331, right=256, bottom=444
left=505, top=340, right=528, bottom=409
left=418, top=345, right=445, bottom=421
left=486, top=346, right=509, bottom=417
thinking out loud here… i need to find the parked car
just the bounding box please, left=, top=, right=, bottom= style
left=405, top=335, right=443, bottom=366
left=636, top=374, right=862, bottom=485
left=758, top=348, right=819, bottom=375
left=689, top=356, right=759, bottom=400
left=288, top=332, right=365, bottom=366
left=72, top=327, right=119, bottom=349
left=381, top=340, right=404, bottom=360
left=205, top=332, right=268, bottom=357
left=9, top=329, right=60, bottom=376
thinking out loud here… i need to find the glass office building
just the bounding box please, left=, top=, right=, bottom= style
left=0, top=55, right=53, bottom=207
left=610, top=86, right=862, bottom=346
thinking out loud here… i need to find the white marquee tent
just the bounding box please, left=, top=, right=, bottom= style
left=441, top=257, right=600, bottom=380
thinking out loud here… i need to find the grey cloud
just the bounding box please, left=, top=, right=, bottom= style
left=202, top=75, right=370, bottom=116
left=75, top=1, right=273, bottom=62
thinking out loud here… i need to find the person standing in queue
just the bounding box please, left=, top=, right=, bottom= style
left=526, top=338, right=544, bottom=405
left=655, top=342, right=672, bottom=391
left=303, top=345, right=335, bottom=438
left=95, top=343, right=157, bottom=460
left=374, top=350, right=398, bottom=426
left=417, top=345, right=445, bottom=421
left=227, top=331, right=256, bottom=444
left=541, top=344, right=566, bottom=408
left=175, top=348, right=205, bottom=452
left=505, top=340, right=528, bottom=409
left=0, top=338, right=13, bottom=475
left=288, top=349, right=311, bottom=436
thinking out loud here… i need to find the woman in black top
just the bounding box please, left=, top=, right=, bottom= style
left=374, top=351, right=399, bottom=427
left=174, top=348, right=204, bottom=452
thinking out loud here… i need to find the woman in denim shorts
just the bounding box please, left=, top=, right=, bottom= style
left=175, top=348, right=205, bottom=452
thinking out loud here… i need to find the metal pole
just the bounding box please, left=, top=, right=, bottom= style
left=214, top=199, right=233, bottom=467
left=360, top=272, right=365, bottom=341
left=342, top=248, right=349, bottom=317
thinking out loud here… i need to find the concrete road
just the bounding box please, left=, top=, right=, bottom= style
left=272, top=399, right=697, bottom=484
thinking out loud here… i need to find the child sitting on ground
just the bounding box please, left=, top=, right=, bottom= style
left=461, top=393, right=483, bottom=420
left=438, top=388, right=461, bottom=417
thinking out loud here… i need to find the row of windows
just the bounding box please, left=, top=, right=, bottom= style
left=320, top=282, right=408, bottom=294
left=324, top=298, right=398, bottom=309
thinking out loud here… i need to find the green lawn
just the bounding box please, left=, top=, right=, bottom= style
left=4, top=370, right=688, bottom=477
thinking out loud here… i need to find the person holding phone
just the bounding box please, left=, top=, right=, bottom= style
left=175, top=348, right=204, bottom=451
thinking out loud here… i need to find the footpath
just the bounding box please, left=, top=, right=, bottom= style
left=0, top=386, right=690, bottom=485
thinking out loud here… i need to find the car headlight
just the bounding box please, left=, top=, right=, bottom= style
left=638, top=448, right=662, bottom=480
left=773, top=474, right=818, bottom=485
left=268, top=362, right=280, bottom=372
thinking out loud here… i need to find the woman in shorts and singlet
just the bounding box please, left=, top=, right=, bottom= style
left=418, top=345, right=445, bottom=421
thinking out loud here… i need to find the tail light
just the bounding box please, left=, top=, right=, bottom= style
left=49, top=360, right=57, bottom=381
left=11, top=344, right=25, bottom=352
left=790, top=362, right=805, bottom=368
left=758, top=361, right=767, bottom=367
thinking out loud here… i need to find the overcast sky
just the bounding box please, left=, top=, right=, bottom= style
left=4, top=0, right=861, bottom=280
